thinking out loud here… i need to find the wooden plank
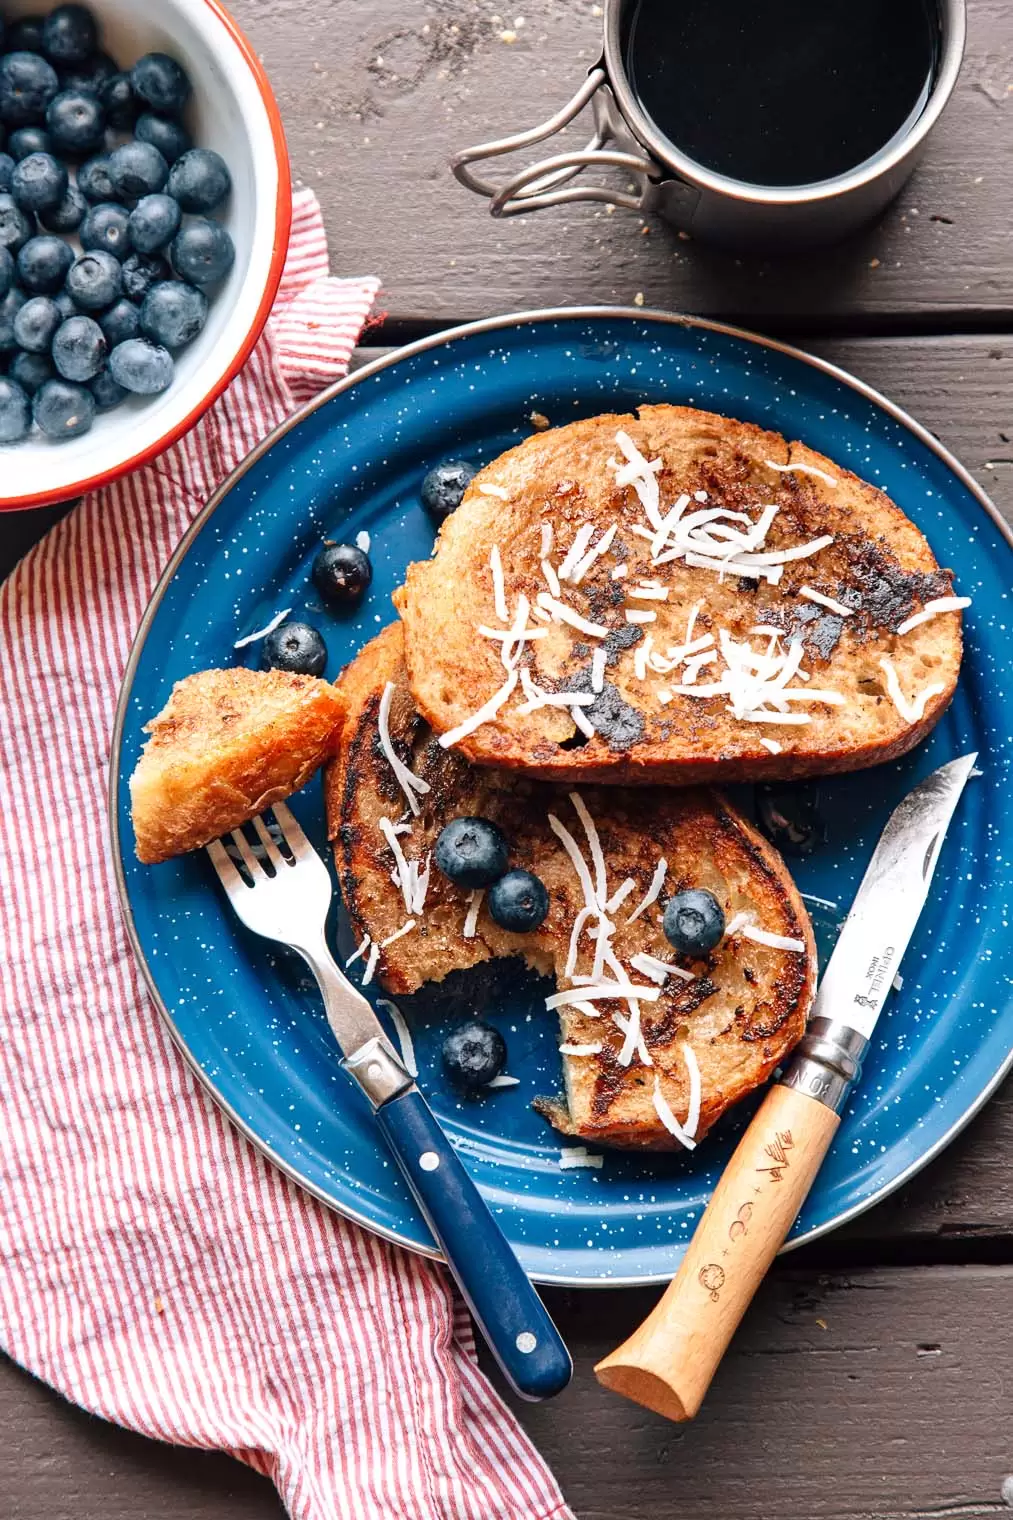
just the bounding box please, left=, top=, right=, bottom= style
left=232, top=0, right=1013, bottom=325
left=6, top=1265, right=1013, bottom=1519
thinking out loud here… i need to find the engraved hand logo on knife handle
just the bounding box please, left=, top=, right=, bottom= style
left=595, top=753, right=977, bottom=1422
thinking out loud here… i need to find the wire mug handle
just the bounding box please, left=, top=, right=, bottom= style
left=450, top=67, right=661, bottom=217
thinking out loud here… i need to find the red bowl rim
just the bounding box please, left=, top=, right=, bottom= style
left=0, top=0, right=293, bottom=514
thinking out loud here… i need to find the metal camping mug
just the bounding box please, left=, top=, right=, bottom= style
left=451, top=0, right=965, bottom=248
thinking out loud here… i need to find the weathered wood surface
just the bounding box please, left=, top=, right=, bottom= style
left=231, top=0, right=1013, bottom=327
left=6, top=1264, right=1013, bottom=1519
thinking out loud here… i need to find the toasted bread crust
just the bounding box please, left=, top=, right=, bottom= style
left=397, top=404, right=961, bottom=784
left=131, top=667, right=346, bottom=863
left=328, top=625, right=816, bottom=1150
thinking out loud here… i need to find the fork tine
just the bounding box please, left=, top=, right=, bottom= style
left=251, top=813, right=286, bottom=870
left=270, top=800, right=313, bottom=859
left=206, top=837, right=247, bottom=893
left=229, top=827, right=264, bottom=879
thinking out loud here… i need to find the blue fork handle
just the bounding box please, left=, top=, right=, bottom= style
left=374, top=1088, right=572, bottom=1401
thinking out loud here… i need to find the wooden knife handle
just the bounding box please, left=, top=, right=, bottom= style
left=595, top=1083, right=839, bottom=1421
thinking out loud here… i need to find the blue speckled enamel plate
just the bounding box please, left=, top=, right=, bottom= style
left=110, top=310, right=1013, bottom=1286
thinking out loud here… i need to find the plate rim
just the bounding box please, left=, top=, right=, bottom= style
left=109, top=304, right=1013, bottom=1287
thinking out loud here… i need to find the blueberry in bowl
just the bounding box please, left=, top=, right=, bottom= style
left=12, top=293, right=61, bottom=352
left=128, top=193, right=181, bottom=254
left=39, top=181, right=86, bottom=231
left=135, top=113, right=192, bottom=166
left=312, top=542, right=372, bottom=606
left=0, top=376, right=31, bottom=442
left=120, top=250, right=169, bottom=302
left=434, top=817, right=510, bottom=889
left=52, top=314, right=107, bottom=382
left=130, top=51, right=191, bottom=117
left=261, top=621, right=328, bottom=678
left=166, top=148, right=231, bottom=213
left=663, top=889, right=726, bottom=957
left=170, top=217, right=235, bottom=287
left=42, top=5, right=99, bottom=65
left=46, top=89, right=105, bottom=155
left=108, top=336, right=173, bottom=395
left=18, top=234, right=75, bottom=294
left=140, top=279, right=206, bottom=350
left=33, top=376, right=95, bottom=438
left=442, top=1020, right=507, bottom=1093
left=8, top=127, right=54, bottom=160
left=80, top=200, right=131, bottom=258
left=65, top=248, right=122, bottom=308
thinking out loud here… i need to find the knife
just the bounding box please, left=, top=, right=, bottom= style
left=594, top=752, right=978, bottom=1421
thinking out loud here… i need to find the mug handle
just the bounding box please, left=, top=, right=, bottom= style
left=450, top=68, right=660, bottom=217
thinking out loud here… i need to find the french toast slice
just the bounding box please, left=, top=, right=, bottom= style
left=131, top=667, right=346, bottom=863
left=396, top=404, right=965, bottom=784
left=327, top=624, right=816, bottom=1151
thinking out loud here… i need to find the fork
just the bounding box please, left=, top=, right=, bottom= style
left=207, top=801, right=572, bottom=1402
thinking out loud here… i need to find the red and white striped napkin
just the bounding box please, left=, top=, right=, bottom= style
left=0, top=188, right=572, bottom=1520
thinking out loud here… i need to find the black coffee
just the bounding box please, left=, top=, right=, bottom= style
left=624, top=0, right=940, bottom=187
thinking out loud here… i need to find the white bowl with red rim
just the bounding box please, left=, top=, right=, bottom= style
left=2, top=0, right=291, bottom=511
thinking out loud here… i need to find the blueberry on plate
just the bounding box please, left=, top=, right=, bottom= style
left=42, top=5, right=99, bottom=65
left=0, top=193, right=34, bottom=255
left=0, top=287, right=26, bottom=351
left=663, top=888, right=726, bottom=957
left=99, top=71, right=138, bottom=131
left=135, top=112, right=191, bottom=166
left=311, top=542, right=372, bottom=606
left=120, top=250, right=169, bottom=302
left=130, top=53, right=191, bottom=118
left=128, top=192, right=180, bottom=253
left=0, top=53, right=60, bottom=127
left=58, top=51, right=117, bottom=96
left=434, top=816, right=509, bottom=888
left=88, top=366, right=127, bottom=410
left=260, top=620, right=328, bottom=677
left=487, top=869, right=550, bottom=932
left=46, top=89, right=106, bottom=156
left=169, top=217, right=235, bottom=286
left=33, top=375, right=95, bottom=438
left=65, top=248, right=122, bottom=309
left=421, top=460, right=476, bottom=519
left=18, top=233, right=74, bottom=293
left=0, top=376, right=31, bottom=442
left=12, top=293, right=61, bottom=353
left=140, top=278, right=206, bottom=349
left=9, top=348, right=54, bottom=394
left=77, top=151, right=117, bottom=203
left=80, top=201, right=131, bottom=258
left=52, top=313, right=107, bottom=381
left=39, top=181, right=87, bottom=232
left=166, top=147, right=231, bottom=213
left=108, top=336, right=173, bottom=395
left=98, top=296, right=139, bottom=347
left=8, top=126, right=52, bottom=160
left=755, top=781, right=828, bottom=857
left=0, top=153, right=14, bottom=192
left=6, top=19, right=47, bottom=54
left=11, top=150, right=68, bottom=212
left=0, top=244, right=14, bottom=297
left=441, top=1019, right=507, bottom=1093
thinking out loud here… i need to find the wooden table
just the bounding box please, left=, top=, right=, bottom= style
left=4, top=3, right=1013, bottom=1516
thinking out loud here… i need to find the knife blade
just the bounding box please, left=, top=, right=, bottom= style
left=595, top=752, right=978, bottom=1422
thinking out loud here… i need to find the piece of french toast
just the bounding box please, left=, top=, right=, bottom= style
left=131, top=667, right=346, bottom=863
left=327, top=624, right=817, bottom=1151
left=396, top=404, right=965, bottom=784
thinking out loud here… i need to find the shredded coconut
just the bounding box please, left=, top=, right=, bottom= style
left=895, top=595, right=971, bottom=635
left=438, top=669, right=519, bottom=748
left=652, top=1072, right=696, bottom=1150
left=626, top=609, right=656, bottom=624
left=478, top=482, right=509, bottom=498
left=463, top=889, right=484, bottom=939
left=535, top=592, right=609, bottom=638
left=489, top=545, right=508, bottom=623
left=627, top=858, right=667, bottom=923
left=725, top=910, right=805, bottom=952
left=799, top=586, right=853, bottom=616
left=571, top=704, right=595, bottom=738
left=540, top=523, right=553, bottom=557
left=764, top=458, right=838, bottom=487
left=345, top=934, right=371, bottom=967
left=569, top=524, right=618, bottom=584
left=558, top=524, right=596, bottom=580
left=879, top=656, right=945, bottom=725
left=378, top=682, right=431, bottom=816
left=559, top=1148, right=604, bottom=1170
left=614, top=1006, right=651, bottom=1068
left=760, top=737, right=783, bottom=754
left=545, top=982, right=662, bottom=1010
left=233, top=608, right=293, bottom=649
left=381, top=920, right=416, bottom=948
left=377, top=998, right=417, bottom=1078
left=558, top=1042, right=604, bottom=1057
left=591, top=647, right=607, bottom=693
left=540, top=558, right=561, bottom=597
left=355, top=529, right=371, bottom=553
left=605, top=878, right=636, bottom=914
left=629, top=952, right=694, bottom=984
left=611, top=563, right=629, bottom=580
left=361, top=942, right=381, bottom=986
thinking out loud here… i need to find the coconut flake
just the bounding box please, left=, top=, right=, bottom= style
left=682, top=1042, right=701, bottom=1141
left=628, top=584, right=670, bottom=601
left=895, top=595, right=971, bottom=635
left=438, top=669, right=519, bottom=748
left=377, top=997, right=417, bottom=1077
left=571, top=704, right=595, bottom=738
left=463, top=889, right=484, bottom=939
left=799, top=586, right=853, bottom=616
left=479, top=482, right=509, bottom=499
left=605, top=878, right=636, bottom=914
left=626, top=609, right=657, bottom=624
left=558, top=1041, right=604, bottom=1057
left=379, top=682, right=431, bottom=816
left=653, top=1073, right=696, bottom=1150
left=548, top=812, right=599, bottom=913
left=378, top=817, right=416, bottom=913
left=627, top=858, right=668, bottom=923
left=541, top=558, right=562, bottom=597
left=558, top=524, right=596, bottom=580
left=629, top=951, right=694, bottom=984
left=559, top=1148, right=604, bottom=1170
left=760, top=738, right=783, bottom=754
left=361, top=942, right=381, bottom=987
left=540, top=523, right=553, bottom=557
left=569, top=791, right=607, bottom=907
left=345, top=934, right=371, bottom=967
left=355, top=530, right=371, bottom=553
left=489, top=545, right=508, bottom=623
left=591, top=647, right=607, bottom=693
left=725, top=910, right=805, bottom=952
left=614, top=1005, right=651, bottom=1068
left=545, top=982, right=662, bottom=1010
left=233, top=608, right=293, bottom=649
left=535, top=593, right=609, bottom=638
left=764, top=459, right=838, bottom=487
left=611, top=563, right=629, bottom=580
left=486, top=1073, right=521, bottom=1088
left=380, top=920, right=416, bottom=947
left=570, top=524, right=618, bottom=584
left=879, top=656, right=946, bottom=725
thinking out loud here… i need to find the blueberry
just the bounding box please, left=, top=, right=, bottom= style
left=99, top=70, right=137, bottom=130
left=135, top=112, right=191, bottom=166
left=108, top=139, right=167, bottom=201
left=261, top=620, right=327, bottom=676
left=311, top=543, right=372, bottom=605
left=52, top=288, right=77, bottom=320
left=0, top=193, right=34, bottom=255
left=9, top=348, right=54, bottom=393
left=6, top=19, right=46, bottom=54
left=80, top=200, right=130, bottom=258
left=42, top=6, right=98, bottom=65
left=166, top=148, right=231, bottom=213
left=107, top=336, right=172, bottom=394
left=0, top=154, right=13, bottom=192
left=11, top=151, right=67, bottom=212
left=88, top=366, right=126, bottom=410
left=0, top=245, right=13, bottom=296
left=39, top=181, right=86, bottom=232
left=169, top=217, right=234, bottom=286
left=421, top=460, right=476, bottom=519
left=0, top=286, right=26, bottom=350
left=139, top=278, right=206, bottom=350
left=65, top=248, right=121, bottom=308
left=120, top=250, right=169, bottom=301
left=46, top=89, right=105, bottom=155
left=77, top=151, right=117, bottom=203
left=663, top=889, right=726, bottom=957
left=33, top=375, right=95, bottom=437
left=434, top=817, right=509, bottom=889
left=52, top=313, right=106, bottom=380
left=128, top=192, right=180, bottom=253
left=0, top=376, right=31, bottom=441
left=8, top=125, right=52, bottom=159
left=487, top=869, right=549, bottom=932
left=756, top=782, right=828, bottom=857
left=441, top=1019, right=507, bottom=1092
left=0, top=52, right=60, bottom=127
left=18, top=234, right=74, bottom=293
left=98, top=296, right=139, bottom=347
left=13, top=293, right=61, bottom=352
left=58, top=52, right=117, bottom=96
left=130, top=53, right=191, bottom=118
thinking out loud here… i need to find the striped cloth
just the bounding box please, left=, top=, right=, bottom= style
left=0, top=188, right=572, bottom=1520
